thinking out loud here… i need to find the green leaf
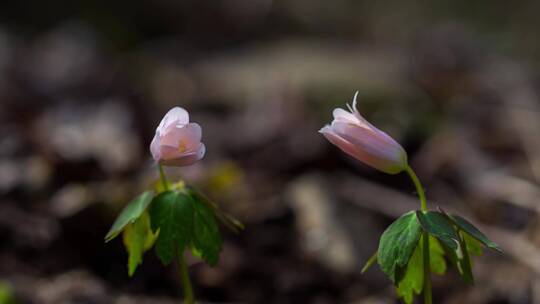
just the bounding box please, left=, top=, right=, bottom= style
left=416, top=211, right=476, bottom=283
left=429, top=236, right=447, bottom=275
left=150, top=191, right=194, bottom=265
left=395, top=235, right=448, bottom=304
left=416, top=211, right=460, bottom=251
left=453, top=232, right=483, bottom=283
left=186, top=187, right=244, bottom=233
left=0, top=281, right=16, bottom=304
left=122, top=211, right=157, bottom=276
left=191, top=199, right=223, bottom=266
left=463, top=232, right=483, bottom=257
left=105, top=191, right=154, bottom=242
left=377, top=211, right=422, bottom=282
left=437, top=231, right=474, bottom=284
left=396, top=241, right=423, bottom=304
left=456, top=231, right=474, bottom=284
left=361, top=251, right=378, bottom=274
left=448, top=214, right=501, bottom=252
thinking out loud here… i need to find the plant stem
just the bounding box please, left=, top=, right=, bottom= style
left=405, top=165, right=431, bottom=304
left=157, top=164, right=195, bottom=303
left=158, top=164, right=170, bottom=191
left=405, top=166, right=427, bottom=212
left=178, top=251, right=195, bottom=304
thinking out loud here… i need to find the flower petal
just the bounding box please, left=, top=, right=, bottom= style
left=150, top=134, right=161, bottom=161
left=156, top=107, right=189, bottom=133
left=332, top=121, right=406, bottom=165
left=333, top=108, right=374, bottom=131
left=160, top=123, right=202, bottom=151
left=159, top=143, right=205, bottom=166
left=151, top=106, right=206, bottom=167
left=320, top=126, right=403, bottom=174
left=320, top=92, right=408, bottom=174
left=184, top=123, right=202, bottom=144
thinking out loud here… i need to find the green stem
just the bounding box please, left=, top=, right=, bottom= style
left=157, top=164, right=195, bottom=303
left=405, top=165, right=427, bottom=212
left=178, top=252, right=195, bottom=304
left=158, top=164, right=170, bottom=191
left=405, top=165, right=431, bottom=304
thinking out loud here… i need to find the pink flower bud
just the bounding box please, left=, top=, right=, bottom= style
left=319, top=92, right=407, bottom=174
left=150, top=107, right=205, bottom=166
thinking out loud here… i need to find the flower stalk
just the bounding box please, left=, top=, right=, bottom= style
left=178, top=251, right=195, bottom=304
left=159, top=164, right=169, bottom=191
left=405, top=166, right=427, bottom=212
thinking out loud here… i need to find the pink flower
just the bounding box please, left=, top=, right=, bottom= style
left=150, top=107, right=205, bottom=166
left=319, top=92, right=407, bottom=174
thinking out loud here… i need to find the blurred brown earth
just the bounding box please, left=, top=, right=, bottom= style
left=1, top=1, right=540, bottom=303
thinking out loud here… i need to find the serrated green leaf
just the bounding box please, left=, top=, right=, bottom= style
left=361, top=251, right=378, bottom=274
left=438, top=232, right=473, bottom=284
left=448, top=214, right=501, bottom=252
left=105, top=191, right=154, bottom=242
left=186, top=186, right=244, bottom=233
left=456, top=231, right=474, bottom=284
left=463, top=232, right=483, bottom=257
left=150, top=191, right=194, bottom=265
left=417, top=211, right=475, bottom=283
left=122, top=211, right=157, bottom=276
left=429, top=236, right=447, bottom=275
left=395, top=235, right=447, bottom=304
left=191, top=199, right=223, bottom=266
left=416, top=211, right=460, bottom=251
left=377, top=211, right=422, bottom=282
left=396, top=241, right=423, bottom=304
left=451, top=232, right=483, bottom=283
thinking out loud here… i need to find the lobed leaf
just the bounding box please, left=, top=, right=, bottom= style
left=395, top=235, right=447, bottom=303
left=437, top=232, right=473, bottom=284
left=429, top=236, right=447, bottom=275
left=377, top=211, right=422, bottom=282
left=191, top=198, right=223, bottom=266
left=448, top=214, right=501, bottom=252
left=105, top=191, right=154, bottom=242
left=187, top=186, right=244, bottom=233
left=396, top=241, right=423, bottom=304
left=150, top=191, right=194, bottom=265
left=456, top=231, right=474, bottom=284
left=416, top=211, right=460, bottom=251
left=463, top=232, right=483, bottom=257
left=122, top=211, right=157, bottom=276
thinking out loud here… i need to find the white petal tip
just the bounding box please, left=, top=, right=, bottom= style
left=319, top=125, right=332, bottom=133
left=352, top=91, right=359, bottom=110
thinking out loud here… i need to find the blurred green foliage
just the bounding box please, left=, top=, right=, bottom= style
left=0, top=282, right=15, bottom=304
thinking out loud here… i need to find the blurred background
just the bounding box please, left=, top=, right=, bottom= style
left=1, top=0, right=540, bottom=303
